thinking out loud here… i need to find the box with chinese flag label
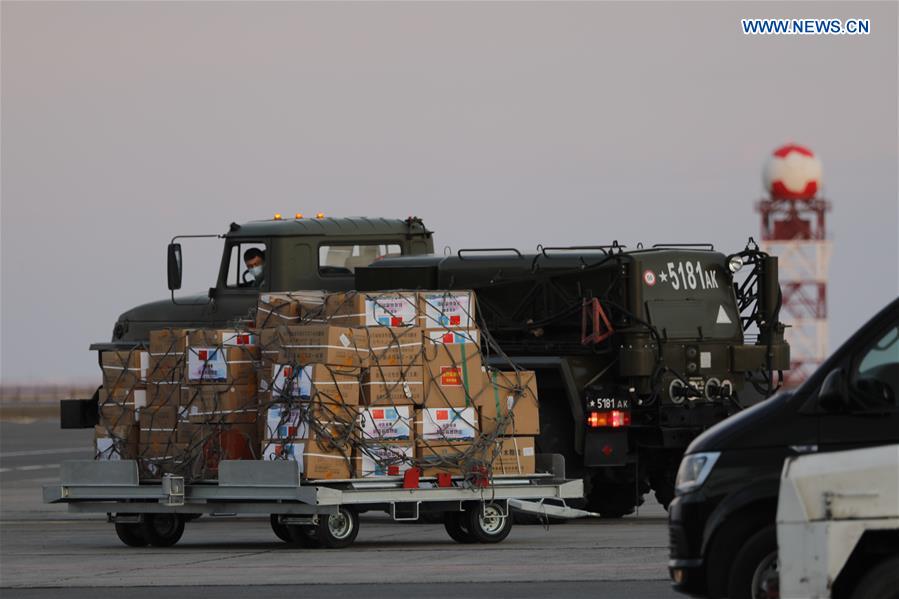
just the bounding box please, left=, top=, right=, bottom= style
left=476, top=370, right=540, bottom=436
left=358, top=406, right=413, bottom=442
left=418, top=291, right=476, bottom=330
left=186, top=330, right=258, bottom=385
left=415, top=407, right=478, bottom=441
left=359, top=443, right=414, bottom=477
left=269, top=363, right=360, bottom=405
left=422, top=330, right=484, bottom=408
left=323, top=291, right=419, bottom=327
left=262, top=401, right=356, bottom=441
left=362, top=366, right=423, bottom=406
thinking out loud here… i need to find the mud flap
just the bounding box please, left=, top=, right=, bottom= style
left=60, top=386, right=101, bottom=429
left=584, top=428, right=628, bottom=466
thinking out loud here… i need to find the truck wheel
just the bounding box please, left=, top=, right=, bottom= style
left=314, top=507, right=359, bottom=549
left=444, top=511, right=478, bottom=543
left=286, top=524, right=321, bottom=548
left=727, top=525, right=778, bottom=599
left=140, top=514, right=185, bottom=547
left=465, top=502, right=512, bottom=543
left=585, top=482, right=645, bottom=518
left=269, top=515, right=292, bottom=543
left=849, top=555, right=899, bottom=599
left=114, top=522, right=148, bottom=547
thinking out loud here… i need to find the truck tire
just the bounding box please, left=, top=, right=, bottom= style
left=465, top=502, right=512, bottom=543
left=287, top=524, right=321, bottom=548
left=140, top=514, right=185, bottom=547
left=585, top=481, right=646, bottom=518
left=114, top=522, right=148, bottom=547
left=314, top=507, right=359, bottom=549
left=269, top=514, right=292, bottom=543
left=444, top=511, right=478, bottom=543
left=849, top=555, right=899, bottom=599
left=726, top=525, right=778, bottom=599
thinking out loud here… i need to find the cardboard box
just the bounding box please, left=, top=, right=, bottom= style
left=98, top=388, right=146, bottom=426
left=193, top=422, right=259, bottom=459
left=359, top=443, right=415, bottom=477
left=261, top=325, right=367, bottom=368
left=269, top=363, right=361, bottom=405
left=147, top=354, right=184, bottom=383
left=362, top=366, right=423, bottom=406
left=95, top=424, right=139, bottom=460
left=477, top=370, right=540, bottom=436
left=184, top=384, right=259, bottom=423
left=415, top=407, right=478, bottom=441
left=101, top=350, right=149, bottom=389
left=149, top=328, right=190, bottom=354
left=324, top=291, right=419, bottom=327
left=262, top=438, right=357, bottom=480
left=422, top=331, right=485, bottom=408
left=490, top=436, right=536, bottom=475
left=356, top=327, right=424, bottom=366
left=418, top=291, right=476, bottom=330
left=186, top=344, right=258, bottom=385
left=358, top=406, right=413, bottom=442
left=263, top=401, right=356, bottom=441
left=147, top=381, right=181, bottom=407
left=139, top=405, right=179, bottom=430
left=255, top=291, right=325, bottom=329
left=415, top=441, right=471, bottom=477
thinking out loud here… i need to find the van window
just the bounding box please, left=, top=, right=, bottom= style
left=226, top=242, right=267, bottom=289
left=854, top=324, right=899, bottom=407
left=319, top=244, right=401, bottom=276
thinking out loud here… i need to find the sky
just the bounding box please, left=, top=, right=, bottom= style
left=2, top=1, right=897, bottom=384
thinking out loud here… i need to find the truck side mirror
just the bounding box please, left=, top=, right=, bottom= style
left=167, top=243, right=183, bottom=291
left=818, top=368, right=849, bottom=412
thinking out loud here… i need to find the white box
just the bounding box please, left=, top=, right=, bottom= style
left=358, top=406, right=412, bottom=441
left=418, top=407, right=478, bottom=441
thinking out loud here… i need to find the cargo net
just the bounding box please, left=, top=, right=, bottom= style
left=95, top=289, right=540, bottom=486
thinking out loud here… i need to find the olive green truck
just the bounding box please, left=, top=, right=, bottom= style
left=65, top=215, right=789, bottom=516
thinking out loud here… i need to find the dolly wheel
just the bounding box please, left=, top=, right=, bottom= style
left=465, top=502, right=512, bottom=544
left=287, top=523, right=322, bottom=548
left=114, top=522, right=148, bottom=547
left=270, top=515, right=292, bottom=543
left=443, top=512, right=477, bottom=544
left=140, top=513, right=185, bottom=547
left=315, top=507, right=359, bottom=549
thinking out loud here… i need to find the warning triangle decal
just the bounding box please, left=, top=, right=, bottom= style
left=716, top=305, right=732, bottom=324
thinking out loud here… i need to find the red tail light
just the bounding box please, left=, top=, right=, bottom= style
left=588, top=410, right=631, bottom=428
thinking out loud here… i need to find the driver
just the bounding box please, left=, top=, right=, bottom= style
left=243, top=248, right=265, bottom=287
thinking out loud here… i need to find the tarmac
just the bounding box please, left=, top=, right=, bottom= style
left=0, top=418, right=680, bottom=598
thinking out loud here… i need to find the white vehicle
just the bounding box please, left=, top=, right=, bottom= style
left=777, top=444, right=899, bottom=599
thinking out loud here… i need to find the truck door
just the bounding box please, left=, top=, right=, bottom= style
left=817, top=318, right=899, bottom=451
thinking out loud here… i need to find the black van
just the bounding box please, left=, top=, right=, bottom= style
left=668, top=297, right=899, bottom=599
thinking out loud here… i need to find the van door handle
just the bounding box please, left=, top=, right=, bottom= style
left=789, top=444, right=818, bottom=454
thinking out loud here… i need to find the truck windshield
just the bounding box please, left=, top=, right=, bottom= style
left=319, top=243, right=401, bottom=276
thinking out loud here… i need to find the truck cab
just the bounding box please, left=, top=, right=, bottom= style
left=102, top=216, right=434, bottom=346
left=668, top=297, right=899, bottom=599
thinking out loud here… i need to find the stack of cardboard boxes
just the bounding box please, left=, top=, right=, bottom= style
left=96, top=349, right=147, bottom=460
left=93, top=288, right=540, bottom=482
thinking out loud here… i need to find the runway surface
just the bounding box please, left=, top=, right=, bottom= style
left=1, top=419, right=679, bottom=598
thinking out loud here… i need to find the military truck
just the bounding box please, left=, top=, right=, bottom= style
left=67, top=216, right=789, bottom=517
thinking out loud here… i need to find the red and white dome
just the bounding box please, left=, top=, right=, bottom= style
left=763, top=144, right=822, bottom=200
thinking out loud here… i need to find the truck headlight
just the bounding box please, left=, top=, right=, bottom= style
left=675, top=452, right=720, bottom=495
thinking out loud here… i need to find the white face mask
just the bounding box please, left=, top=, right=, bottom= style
left=248, top=265, right=263, bottom=279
